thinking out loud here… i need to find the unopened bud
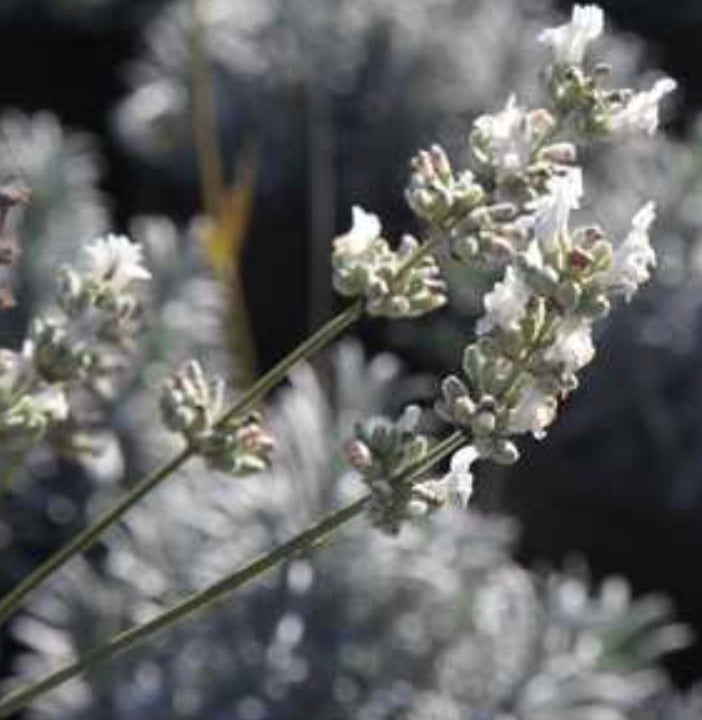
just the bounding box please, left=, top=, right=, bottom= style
left=472, top=410, right=496, bottom=435
left=486, top=203, right=518, bottom=222
left=452, top=395, right=475, bottom=426
left=568, top=247, right=592, bottom=272
left=539, top=142, right=577, bottom=164
left=430, top=144, right=452, bottom=179
left=452, top=235, right=479, bottom=261
left=491, top=439, right=520, bottom=465
left=345, top=439, right=374, bottom=472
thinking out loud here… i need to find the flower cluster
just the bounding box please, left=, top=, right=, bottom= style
left=402, top=566, right=689, bottom=720
left=339, top=4, right=675, bottom=533
left=431, top=7, right=671, bottom=473
left=35, top=234, right=151, bottom=385
left=160, top=359, right=274, bottom=475
left=539, top=4, right=676, bottom=138
left=346, top=406, right=475, bottom=534
left=0, top=345, right=69, bottom=464
left=405, top=145, right=485, bottom=228
left=331, top=206, right=447, bottom=318
left=346, top=406, right=430, bottom=534
left=0, top=233, right=152, bottom=470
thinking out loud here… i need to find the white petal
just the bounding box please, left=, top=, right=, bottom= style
left=604, top=201, right=657, bottom=300
left=450, top=445, right=479, bottom=472
left=334, top=206, right=381, bottom=256
left=539, top=5, right=604, bottom=65
left=609, top=78, right=676, bottom=136
left=474, top=96, right=533, bottom=173
left=84, top=234, right=151, bottom=292
left=479, top=266, right=532, bottom=334
left=544, top=318, right=595, bottom=374
left=443, top=445, right=479, bottom=508
left=508, top=384, right=557, bottom=439
left=530, top=168, right=582, bottom=253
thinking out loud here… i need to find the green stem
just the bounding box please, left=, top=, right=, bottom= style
left=0, top=429, right=465, bottom=716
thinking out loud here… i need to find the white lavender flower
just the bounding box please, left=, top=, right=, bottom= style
left=528, top=168, right=583, bottom=254
left=603, top=202, right=656, bottom=301
left=406, top=146, right=485, bottom=224
left=543, top=317, right=596, bottom=375
left=27, top=386, right=70, bottom=423
left=83, top=234, right=152, bottom=294
left=538, top=4, right=604, bottom=66
left=472, top=97, right=553, bottom=175
left=506, top=383, right=557, bottom=439
left=160, top=358, right=225, bottom=439
left=608, top=78, right=677, bottom=136
left=442, top=446, right=479, bottom=508
left=0, top=343, right=34, bottom=405
left=333, top=206, right=381, bottom=257
left=332, top=207, right=447, bottom=319
left=0, top=383, right=69, bottom=458
left=160, top=359, right=274, bottom=475
left=350, top=405, right=433, bottom=534
left=477, top=266, right=532, bottom=335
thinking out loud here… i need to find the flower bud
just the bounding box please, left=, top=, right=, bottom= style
left=539, top=142, right=577, bottom=164
left=452, top=395, right=475, bottom=426
left=472, top=410, right=496, bottom=436
left=491, top=439, right=520, bottom=465
left=344, top=439, right=374, bottom=472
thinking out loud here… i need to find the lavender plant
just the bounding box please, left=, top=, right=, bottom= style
left=0, top=4, right=683, bottom=716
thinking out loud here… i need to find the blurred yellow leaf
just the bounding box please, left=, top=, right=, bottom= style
left=199, top=148, right=256, bottom=281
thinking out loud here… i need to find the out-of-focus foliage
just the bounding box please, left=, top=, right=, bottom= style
left=6, top=349, right=693, bottom=719
left=116, top=0, right=604, bottom=192
left=0, top=112, right=108, bottom=328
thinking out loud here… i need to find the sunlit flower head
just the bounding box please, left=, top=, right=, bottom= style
left=544, top=317, right=595, bottom=375
left=538, top=4, right=604, bottom=66
left=442, top=445, right=479, bottom=508
left=473, top=96, right=535, bottom=174
left=83, top=234, right=152, bottom=293
left=608, top=78, right=677, bottom=136
left=507, top=383, right=557, bottom=439
left=604, top=201, right=656, bottom=300
left=529, top=167, right=583, bottom=253
left=477, top=266, right=532, bottom=335
left=333, top=206, right=381, bottom=257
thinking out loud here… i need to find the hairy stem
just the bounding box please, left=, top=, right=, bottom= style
left=0, top=431, right=463, bottom=716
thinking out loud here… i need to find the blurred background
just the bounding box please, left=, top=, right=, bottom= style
left=1, top=0, right=702, bottom=717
